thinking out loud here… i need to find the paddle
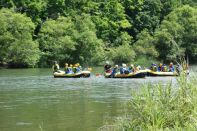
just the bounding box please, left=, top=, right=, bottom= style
left=95, top=73, right=103, bottom=77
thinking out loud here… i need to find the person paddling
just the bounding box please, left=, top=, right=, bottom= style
left=52, top=61, right=60, bottom=73
left=104, top=61, right=112, bottom=73
left=162, top=64, right=167, bottom=72
left=128, top=64, right=135, bottom=73
left=169, top=62, right=175, bottom=72
left=158, top=63, right=163, bottom=72
left=110, top=65, right=119, bottom=77
left=64, top=63, right=69, bottom=74
left=150, top=63, right=157, bottom=72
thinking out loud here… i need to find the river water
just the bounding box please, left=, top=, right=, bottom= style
left=0, top=66, right=196, bottom=131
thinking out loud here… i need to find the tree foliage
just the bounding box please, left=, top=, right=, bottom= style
left=38, top=14, right=104, bottom=66
left=154, top=5, right=197, bottom=62
left=0, top=0, right=197, bottom=67
left=0, top=8, right=39, bottom=67
left=108, top=43, right=136, bottom=64
left=38, top=17, right=76, bottom=66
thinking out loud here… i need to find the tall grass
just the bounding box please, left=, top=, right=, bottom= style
left=99, top=73, right=197, bottom=131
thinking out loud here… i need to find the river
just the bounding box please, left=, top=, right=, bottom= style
left=0, top=66, right=196, bottom=131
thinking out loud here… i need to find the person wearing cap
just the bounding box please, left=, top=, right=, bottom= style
left=120, top=63, right=128, bottom=74
left=73, top=64, right=78, bottom=73
left=128, top=64, right=135, bottom=73
left=169, top=62, right=175, bottom=72
left=76, top=64, right=81, bottom=73
left=64, top=63, right=69, bottom=74
left=158, top=63, right=163, bottom=72
left=104, top=61, right=112, bottom=73
left=162, top=64, right=167, bottom=72
left=136, top=65, right=142, bottom=71
left=110, top=65, right=119, bottom=77
left=52, top=61, right=60, bottom=73
left=67, top=64, right=73, bottom=74
left=150, top=63, right=157, bottom=72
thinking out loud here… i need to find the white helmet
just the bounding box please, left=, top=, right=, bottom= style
left=122, top=63, right=126, bottom=67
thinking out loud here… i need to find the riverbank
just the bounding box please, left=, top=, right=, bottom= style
left=99, top=73, right=197, bottom=130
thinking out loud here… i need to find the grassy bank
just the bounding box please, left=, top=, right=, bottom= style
left=99, top=73, right=197, bottom=130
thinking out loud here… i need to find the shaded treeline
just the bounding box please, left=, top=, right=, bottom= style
left=0, top=0, right=196, bottom=68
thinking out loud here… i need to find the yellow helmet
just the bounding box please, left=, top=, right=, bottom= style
left=70, top=64, right=73, bottom=67
left=65, top=63, right=68, bottom=66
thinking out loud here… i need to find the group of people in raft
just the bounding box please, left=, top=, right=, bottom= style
left=104, top=61, right=175, bottom=76
left=52, top=61, right=82, bottom=74
left=53, top=61, right=176, bottom=75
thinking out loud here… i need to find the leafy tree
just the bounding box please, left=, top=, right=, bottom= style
left=72, top=14, right=105, bottom=65
left=108, top=43, right=136, bottom=64
left=89, top=0, right=131, bottom=47
left=0, top=8, right=40, bottom=67
left=0, top=0, right=197, bottom=67
left=154, top=5, right=197, bottom=62
left=0, top=0, right=14, bottom=8
left=38, top=17, right=76, bottom=66
left=134, top=29, right=158, bottom=58
left=122, top=0, right=162, bottom=38
left=38, top=15, right=105, bottom=66
left=0, top=0, right=48, bottom=23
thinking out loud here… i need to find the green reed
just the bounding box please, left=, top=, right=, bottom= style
left=99, top=73, right=197, bottom=131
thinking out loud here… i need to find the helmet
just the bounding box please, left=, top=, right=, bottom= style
left=65, top=63, right=68, bottom=66
left=130, top=64, right=134, bottom=67
left=105, top=61, right=109, bottom=65
left=122, top=63, right=126, bottom=67
left=115, top=65, right=118, bottom=68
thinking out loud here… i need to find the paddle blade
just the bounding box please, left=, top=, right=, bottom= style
left=88, top=68, right=92, bottom=71
left=95, top=73, right=101, bottom=76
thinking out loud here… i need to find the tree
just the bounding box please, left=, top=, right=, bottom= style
left=38, top=17, right=76, bottom=66
left=38, top=14, right=105, bottom=66
left=122, top=0, right=162, bottom=39
left=154, top=5, right=197, bottom=62
left=108, top=43, right=136, bottom=64
left=89, top=0, right=131, bottom=47
left=72, top=14, right=105, bottom=65
left=0, top=8, right=40, bottom=67
left=134, top=29, right=158, bottom=58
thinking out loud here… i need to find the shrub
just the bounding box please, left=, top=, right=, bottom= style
left=100, top=73, right=197, bottom=130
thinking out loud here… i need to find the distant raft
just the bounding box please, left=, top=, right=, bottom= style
left=104, top=70, right=147, bottom=78
left=54, top=71, right=91, bottom=78
left=146, top=69, right=178, bottom=76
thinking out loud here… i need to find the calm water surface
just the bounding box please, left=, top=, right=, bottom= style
left=0, top=66, right=196, bottom=131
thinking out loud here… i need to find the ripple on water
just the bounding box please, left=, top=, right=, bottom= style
left=0, top=68, right=192, bottom=131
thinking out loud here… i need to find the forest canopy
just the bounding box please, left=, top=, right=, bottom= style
left=0, top=0, right=196, bottom=67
